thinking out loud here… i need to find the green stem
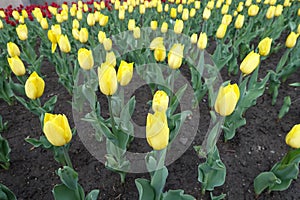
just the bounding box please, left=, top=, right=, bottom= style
left=107, top=95, right=117, bottom=134
left=63, top=145, right=73, bottom=169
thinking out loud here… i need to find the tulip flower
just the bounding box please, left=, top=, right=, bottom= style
left=72, top=19, right=80, bottom=29
left=248, top=5, right=259, bottom=16
left=151, top=21, right=158, bottom=30
left=150, top=37, right=164, bottom=50
left=216, top=24, right=227, bottom=39
left=98, top=31, right=106, bottom=43
left=170, top=8, right=177, bottom=18
left=98, top=63, right=118, bottom=95
left=7, top=56, right=26, bottom=76
left=157, top=3, right=163, bottom=12
left=58, top=35, right=71, bottom=53
left=78, top=48, right=94, bottom=70
left=191, top=33, right=198, bottom=44
left=146, top=111, right=169, bottom=150
left=48, top=6, right=57, bottom=16
left=182, top=8, right=189, bottom=21
left=164, top=4, right=169, bottom=12
left=0, top=10, right=6, bottom=18
left=43, top=113, right=72, bottom=146
left=105, top=51, right=116, bottom=67
left=240, top=51, right=260, bottom=75
left=72, top=29, right=80, bottom=40
left=133, top=27, right=141, bottom=39
left=207, top=1, right=214, bottom=9
left=285, top=124, right=300, bottom=148
left=195, top=1, right=201, bottom=9
left=128, top=19, right=135, bottom=31
left=168, top=44, right=184, bottom=69
left=269, top=0, right=276, bottom=5
left=203, top=7, right=211, bottom=20
left=87, top=13, right=95, bottom=26
left=99, top=14, right=109, bottom=26
left=274, top=5, right=283, bottom=16
left=285, top=32, right=299, bottom=48
left=0, top=20, right=3, bottom=29
left=266, top=6, right=276, bottom=19
left=79, top=28, right=89, bottom=43
left=139, top=4, right=146, bottom=14
left=7, top=42, right=20, bottom=57
left=117, top=60, right=134, bottom=86
left=56, top=14, right=63, bottom=23
left=214, top=83, right=240, bottom=116
left=16, top=24, right=28, bottom=41
left=177, top=4, right=183, bottom=13
left=283, top=0, right=290, bottom=7
left=245, top=0, right=252, bottom=6
left=235, top=14, right=245, bottom=29
left=174, top=19, right=184, bottom=34
left=221, top=14, right=232, bottom=25
left=154, top=44, right=166, bottom=62
left=190, top=8, right=196, bottom=17
left=237, top=2, right=244, bottom=12
left=152, top=90, right=169, bottom=112
left=61, top=10, right=68, bottom=21
left=216, top=0, right=222, bottom=8
left=40, top=18, right=48, bottom=30
left=77, top=10, right=83, bottom=20
left=221, top=4, right=229, bottom=14
left=25, top=71, right=45, bottom=100
left=258, top=37, right=272, bottom=56
left=197, top=32, right=207, bottom=50
left=12, top=10, right=20, bottom=20
left=103, top=38, right=113, bottom=51
left=48, top=25, right=61, bottom=53
left=161, top=22, right=168, bottom=33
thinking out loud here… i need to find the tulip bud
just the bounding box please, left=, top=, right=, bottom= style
left=150, top=37, right=164, bottom=50
left=12, top=10, right=20, bottom=20
left=106, top=51, right=116, bottom=67
left=161, top=22, right=168, bottom=33
left=98, top=31, right=106, bottom=43
left=285, top=124, right=300, bottom=148
left=248, top=5, right=260, bottom=16
left=195, top=1, right=201, bottom=9
left=98, top=63, right=118, bottom=95
left=285, top=32, right=298, bottom=48
left=128, top=19, right=135, bottom=31
left=216, top=0, right=222, bottom=8
left=170, top=8, right=177, bottom=18
left=77, top=10, right=83, bottom=20
left=151, top=21, right=158, bottom=30
left=61, top=10, right=68, bottom=21
left=283, top=0, right=290, bottom=7
left=266, top=6, right=276, bottom=19
left=43, top=113, right=72, bottom=146
left=164, top=4, right=169, bottom=12
left=182, top=8, right=189, bottom=21
left=235, top=14, right=245, bottom=29
left=133, top=27, right=141, bottom=39
left=48, top=6, right=57, bottom=16
left=214, top=83, right=240, bottom=116
left=154, top=44, right=166, bottom=62
left=25, top=71, right=45, bottom=100
left=99, top=14, right=109, bottom=26
left=190, top=8, right=196, bottom=17
left=0, top=20, right=3, bottom=29
left=269, top=0, right=276, bottom=5
left=197, top=32, right=207, bottom=49
left=87, top=13, right=95, bottom=26
left=16, top=24, right=28, bottom=41
left=79, top=28, right=89, bottom=43
left=73, top=19, right=80, bottom=29
left=139, top=4, right=146, bottom=14
left=216, top=24, right=227, bottom=39
left=191, top=33, right=198, bottom=44
left=56, top=14, right=63, bottom=23
left=72, top=28, right=80, bottom=40
left=168, top=43, right=184, bottom=69
left=222, top=14, right=232, bottom=25
left=7, top=42, right=20, bottom=57
left=221, top=4, right=229, bottom=14
left=58, top=35, right=71, bottom=53
left=203, top=7, right=211, bottom=20
left=240, top=51, right=260, bottom=75
left=7, top=56, right=26, bottom=76
left=103, top=38, right=113, bottom=51
left=0, top=10, right=6, bottom=18
left=207, top=1, right=215, bottom=9
left=258, top=37, right=272, bottom=56
left=274, top=4, right=283, bottom=16
left=78, top=48, right=94, bottom=70
left=157, top=3, right=163, bottom=12
left=40, top=18, right=48, bottom=29
left=245, top=0, right=252, bottom=6
left=174, top=19, right=184, bottom=34
left=237, top=2, right=244, bottom=12
left=146, top=111, right=169, bottom=150
left=117, top=60, right=134, bottom=86
left=70, top=7, right=77, bottom=16
left=152, top=90, right=169, bottom=112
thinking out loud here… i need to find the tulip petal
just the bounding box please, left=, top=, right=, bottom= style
left=44, top=121, right=67, bottom=146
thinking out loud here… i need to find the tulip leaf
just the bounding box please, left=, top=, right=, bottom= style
left=254, top=172, right=279, bottom=195
left=25, top=136, right=52, bottom=149
left=0, top=183, right=16, bottom=200
left=168, top=110, right=191, bottom=144
left=43, top=96, right=58, bottom=113
left=210, top=192, right=226, bottom=200
left=163, top=190, right=195, bottom=200
left=168, top=84, right=187, bottom=116
left=289, top=82, right=300, bottom=87
left=151, top=166, right=168, bottom=199
left=53, top=183, right=84, bottom=200
left=278, top=96, right=291, bottom=119
left=135, top=178, right=155, bottom=200
left=57, top=166, right=79, bottom=191
left=85, top=190, right=100, bottom=200
left=0, top=133, right=10, bottom=170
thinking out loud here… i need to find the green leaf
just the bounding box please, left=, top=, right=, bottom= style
left=151, top=166, right=168, bottom=199
left=53, top=184, right=84, bottom=200
left=168, top=84, right=187, bottom=115
left=0, top=134, right=11, bottom=170
left=254, top=172, right=279, bottom=195
left=0, top=183, right=17, bottom=200
left=25, top=136, right=52, bottom=149
left=210, top=192, right=226, bottom=200
left=135, top=178, right=155, bottom=200
left=289, top=82, right=300, bottom=87
left=278, top=96, right=291, bottom=119
left=43, top=96, right=58, bottom=112
left=85, top=190, right=100, bottom=200
left=57, top=166, right=79, bottom=191
left=163, top=190, right=195, bottom=200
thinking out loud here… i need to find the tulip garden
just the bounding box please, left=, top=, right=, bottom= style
left=0, top=0, right=299, bottom=199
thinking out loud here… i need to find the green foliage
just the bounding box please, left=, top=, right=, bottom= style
left=0, top=183, right=17, bottom=200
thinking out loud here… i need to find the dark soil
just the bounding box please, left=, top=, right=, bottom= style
left=0, top=42, right=299, bottom=200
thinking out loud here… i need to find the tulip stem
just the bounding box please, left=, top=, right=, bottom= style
left=63, top=145, right=73, bottom=169
left=107, top=95, right=117, bottom=134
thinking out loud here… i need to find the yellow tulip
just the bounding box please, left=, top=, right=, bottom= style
left=152, top=90, right=169, bottom=112
left=103, top=38, right=113, bottom=51
left=237, top=2, right=244, bottom=12
left=70, top=7, right=77, bottom=16
left=48, top=6, right=57, bottom=16
left=0, top=20, right=3, bottom=29
left=119, top=7, right=125, bottom=20
left=22, top=10, right=28, bottom=18
left=197, top=32, right=207, bottom=50
left=154, top=44, right=166, bottom=62
left=12, top=10, right=20, bottom=20
left=203, top=7, right=211, bottom=20
left=87, top=13, right=95, bottom=26
left=94, top=11, right=100, bottom=22
left=40, top=18, right=48, bottom=30
left=146, top=111, right=169, bottom=150
left=245, top=0, right=252, bottom=6
left=248, top=5, right=259, bottom=16
left=7, top=42, right=20, bottom=57
left=216, top=24, right=227, bottom=39
left=226, top=0, right=232, bottom=5
left=170, top=8, right=177, bottom=18
left=285, top=124, right=300, bottom=148
left=191, top=33, right=198, bottom=44
left=79, top=28, right=89, bottom=43
left=150, top=37, right=164, bottom=50
left=258, top=37, right=272, bottom=56
left=25, top=71, right=45, bottom=100
left=168, top=44, right=184, bottom=69
left=7, top=56, right=26, bottom=76
left=164, top=4, right=169, bottom=12
left=43, top=113, right=72, bottom=146
left=221, top=14, right=232, bottom=25
left=56, top=14, right=63, bottom=23
left=285, top=32, right=298, bottom=48
left=275, top=5, right=283, bottom=16
left=99, top=14, right=109, bottom=26
left=83, top=4, right=89, bottom=12
left=157, top=3, right=163, bottom=12
left=298, top=24, right=300, bottom=35
left=256, top=0, right=261, bottom=3
left=214, top=83, right=240, bottom=116
left=139, top=4, right=146, bottom=14
left=98, top=31, right=106, bottom=44
left=151, top=21, right=158, bottom=30
left=0, top=10, right=6, bottom=18
left=221, top=4, right=229, bottom=14
left=283, top=0, right=290, bottom=7
left=117, top=60, right=134, bottom=86
left=18, top=16, right=24, bottom=24
left=161, top=22, right=168, bottom=33
left=61, top=10, right=68, bottom=21
left=195, top=1, right=201, bottom=9
left=190, top=8, right=196, bottom=17
left=266, top=6, right=276, bottom=19
left=106, top=51, right=116, bottom=67
left=77, top=10, right=83, bottom=20
left=58, top=35, right=71, bottom=53
left=78, top=48, right=94, bottom=70
left=207, top=1, right=214, bottom=9
left=264, top=0, right=270, bottom=4
left=128, top=19, right=135, bottom=31
left=98, top=63, right=118, bottom=95
left=174, top=19, right=184, bottom=34
left=240, top=51, right=260, bottom=75
left=133, top=27, right=141, bottom=39
left=298, top=8, right=300, bottom=16
left=216, top=0, right=222, bottom=8
left=235, top=14, right=245, bottom=29
left=182, top=8, right=189, bottom=21
left=72, top=29, right=80, bottom=40
left=16, top=24, right=28, bottom=41
left=73, top=19, right=80, bottom=29
left=269, top=0, right=276, bottom=5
